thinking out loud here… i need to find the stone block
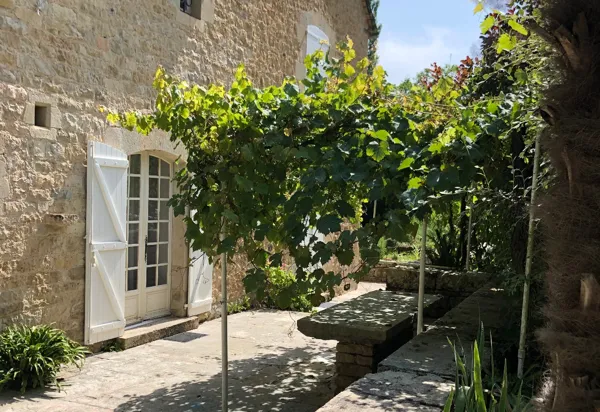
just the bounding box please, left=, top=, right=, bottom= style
left=334, top=374, right=357, bottom=392
left=336, top=362, right=374, bottom=378
left=355, top=355, right=374, bottom=367
left=337, top=342, right=375, bottom=356
left=0, top=0, right=15, bottom=9
left=386, top=265, right=438, bottom=292
left=352, top=370, right=453, bottom=407
left=50, top=106, right=62, bottom=129
left=30, top=127, right=57, bottom=141
left=437, top=270, right=491, bottom=294
left=321, top=374, right=444, bottom=411
left=0, top=158, right=9, bottom=198
left=336, top=352, right=356, bottom=364
left=116, top=316, right=200, bottom=350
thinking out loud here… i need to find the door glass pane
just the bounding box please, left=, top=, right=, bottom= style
left=149, top=156, right=159, bottom=176
left=128, top=176, right=140, bottom=198
left=148, top=200, right=158, bottom=220
left=158, top=266, right=168, bottom=285
left=149, top=178, right=159, bottom=198
left=159, top=222, right=169, bottom=242
left=160, top=179, right=170, bottom=198
left=130, top=154, right=141, bottom=175
left=159, top=201, right=169, bottom=220
left=147, top=223, right=158, bottom=243
left=127, top=270, right=138, bottom=291
left=159, top=243, right=169, bottom=264
left=126, top=155, right=141, bottom=295
left=128, top=223, right=139, bottom=245
left=128, top=246, right=138, bottom=268
left=147, top=244, right=157, bottom=265
left=129, top=200, right=140, bottom=221
left=160, top=160, right=170, bottom=177
left=146, top=267, right=156, bottom=287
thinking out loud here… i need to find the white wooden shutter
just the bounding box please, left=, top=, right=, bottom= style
left=187, top=210, right=213, bottom=316
left=306, top=25, right=329, bottom=56
left=85, top=141, right=128, bottom=344
left=306, top=25, right=329, bottom=78
left=302, top=217, right=327, bottom=271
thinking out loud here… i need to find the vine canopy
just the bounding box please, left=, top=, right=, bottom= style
left=105, top=38, right=510, bottom=306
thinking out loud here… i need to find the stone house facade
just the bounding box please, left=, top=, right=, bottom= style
left=0, top=0, right=373, bottom=344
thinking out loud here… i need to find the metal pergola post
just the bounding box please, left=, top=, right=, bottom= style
left=417, top=215, right=428, bottom=335
left=220, top=228, right=228, bottom=411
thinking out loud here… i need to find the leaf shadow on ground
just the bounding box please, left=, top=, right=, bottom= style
left=114, top=344, right=337, bottom=412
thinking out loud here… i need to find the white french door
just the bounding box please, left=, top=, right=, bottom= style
left=125, top=153, right=172, bottom=323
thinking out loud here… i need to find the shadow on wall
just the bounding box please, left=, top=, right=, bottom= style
left=114, top=344, right=336, bottom=412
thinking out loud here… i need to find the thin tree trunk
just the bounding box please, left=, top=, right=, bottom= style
left=458, top=195, right=468, bottom=268
left=517, top=132, right=541, bottom=379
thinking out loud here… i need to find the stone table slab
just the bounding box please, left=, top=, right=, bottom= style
left=297, top=291, right=442, bottom=344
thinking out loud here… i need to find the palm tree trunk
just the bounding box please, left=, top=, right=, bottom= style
left=538, top=1, right=600, bottom=410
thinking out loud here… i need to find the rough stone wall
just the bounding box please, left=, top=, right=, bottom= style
left=0, top=0, right=371, bottom=342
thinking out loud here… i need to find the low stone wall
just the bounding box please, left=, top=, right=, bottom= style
left=363, top=262, right=491, bottom=312
left=318, top=284, right=514, bottom=411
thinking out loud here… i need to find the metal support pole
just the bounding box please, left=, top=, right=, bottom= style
left=417, top=215, right=428, bottom=335
left=220, top=229, right=228, bottom=411
left=373, top=200, right=378, bottom=220
left=465, top=197, right=474, bottom=272
left=517, top=133, right=541, bottom=379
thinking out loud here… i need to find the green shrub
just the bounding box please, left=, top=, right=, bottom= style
left=263, top=266, right=314, bottom=312
left=0, top=325, right=88, bottom=393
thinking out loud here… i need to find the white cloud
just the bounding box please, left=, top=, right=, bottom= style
left=379, top=27, right=464, bottom=84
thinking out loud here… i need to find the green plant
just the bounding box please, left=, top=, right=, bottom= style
left=445, top=325, right=535, bottom=412
left=228, top=296, right=251, bottom=314
left=0, top=325, right=88, bottom=393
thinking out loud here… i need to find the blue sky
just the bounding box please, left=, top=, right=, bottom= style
left=378, top=0, right=485, bottom=84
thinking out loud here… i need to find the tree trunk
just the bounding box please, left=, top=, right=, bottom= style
left=538, top=2, right=600, bottom=410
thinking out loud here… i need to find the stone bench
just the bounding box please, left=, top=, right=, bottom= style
left=317, top=285, right=513, bottom=411
left=297, top=290, right=443, bottom=391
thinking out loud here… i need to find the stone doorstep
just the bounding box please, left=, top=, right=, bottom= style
left=116, top=316, right=201, bottom=350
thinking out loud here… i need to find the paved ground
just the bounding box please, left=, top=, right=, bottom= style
left=0, top=283, right=384, bottom=412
